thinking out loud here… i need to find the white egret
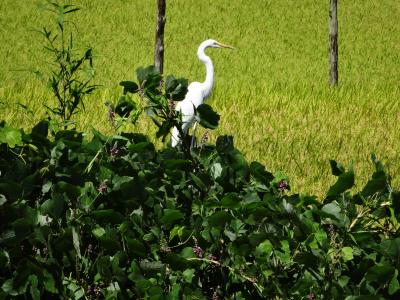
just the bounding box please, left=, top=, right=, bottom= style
left=171, top=39, right=233, bottom=147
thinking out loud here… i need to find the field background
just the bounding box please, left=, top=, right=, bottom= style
left=1, top=0, right=399, bottom=197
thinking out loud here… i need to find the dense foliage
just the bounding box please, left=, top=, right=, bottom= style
left=3, top=1, right=400, bottom=197
left=1, top=66, right=400, bottom=298
left=1, top=3, right=400, bottom=299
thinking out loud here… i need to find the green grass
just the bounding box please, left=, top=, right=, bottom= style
left=1, top=0, right=399, bottom=196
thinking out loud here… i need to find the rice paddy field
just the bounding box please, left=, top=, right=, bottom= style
left=1, top=0, right=399, bottom=197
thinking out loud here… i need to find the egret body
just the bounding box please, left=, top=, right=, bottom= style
left=171, top=39, right=233, bottom=147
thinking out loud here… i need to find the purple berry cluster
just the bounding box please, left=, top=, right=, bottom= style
left=278, top=180, right=288, bottom=191
left=192, top=237, right=204, bottom=257
left=110, top=143, right=119, bottom=158
left=97, top=180, right=108, bottom=194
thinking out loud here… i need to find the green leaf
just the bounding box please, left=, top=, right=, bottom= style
left=321, top=202, right=341, bottom=221
left=42, top=181, right=52, bottom=194
left=143, top=233, right=154, bottom=242
left=365, top=264, right=395, bottom=284
left=166, top=253, right=188, bottom=271
left=156, top=120, right=173, bottom=139
left=380, top=238, right=400, bottom=259
left=220, top=193, right=241, bottom=209
left=338, top=276, right=350, bottom=288
left=0, top=194, right=6, bottom=206
left=190, top=173, right=208, bottom=192
left=180, top=247, right=196, bottom=259
left=169, top=225, right=185, bottom=241
left=169, top=284, right=181, bottom=299
left=112, top=175, right=134, bottom=191
left=53, top=181, right=81, bottom=200
left=136, top=65, right=161, bottom=91
left=28, top=275, right=39, bottom=300
left=0, top=181, right=21, bottom=201
left=91, top=127, right=108, bottom=143
left=0, top=249, right=10, bottom=267
left=21, top=173, right=37, bottom=196
left=392, top=191, right=400, bottom=215
left=229, top=149, right=250, bottom=183
left=31, top=120, right=49, bottom=139
left=41, top=194, right=65, bottom=218
left=115, top=95, right=136, bottom=117
left=314, top=230, right=328, bottom=247
left=360, top=170, right=387, bottom=198
left=262, top=270, right=274, bottom=279
left=32, top=119, right=48, bottom=135
left=12, top=208, right=38, bottom=238
left=389, top=270, right=400, bottom=295
left=119, top=81, right=138, bottom=94
left=165, top=75, right=188, bottom=101
left=43, top=271, right=57, bottom=294
left=126, top=238, right=146, bottom=257
left=210, top=162, right=223, bottom=179
left=197, top=104, right=220, bottom=129
left=330, top=160, right=345, bottom=176
left=72, top=226, right=81, bottom=258
left=183, top=269, right=195, bottom=283
left=216, top=135, right=234, bottom=154
left=341, top=246, right=354, bottom=261
left=1, top=279, right=17, bottom=296
left=250, top=161, right=273, bottom=184
left=276, top=240, right=291, bottom=265
left=162, top=159, right=191, bottom=171
left=256, top=239, right=273, bottom=257
left=160, top=209, right=184, bottom=225
left=147, top=285, right=163, bottom=298
left=74, top=287, right=84, bottom=299
left=128, top=141, right=155, bottom=154
left=207, top=211, right=232, bottom=228
left=224, top=229, right=237, bottom=242
left=327, top=171, right=354, bottom=197
left=97, top=229, right=121, bottom=253
left=92, top=226, right=106, bottom=238
left=91, top=209, right=124, bottom=224
left=0, top=126, right=23, bottom=148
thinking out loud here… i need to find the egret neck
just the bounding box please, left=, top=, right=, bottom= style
left=197, top=41, right=214, bottom=100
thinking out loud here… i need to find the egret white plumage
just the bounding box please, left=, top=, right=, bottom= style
left=171, top=39, right=233, bottom=147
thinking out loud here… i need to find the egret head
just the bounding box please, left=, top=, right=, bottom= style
left=202, top=39, right=234, bottom=50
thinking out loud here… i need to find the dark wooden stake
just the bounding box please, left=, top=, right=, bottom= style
left=329, top=0, right=338, bottom=86
left=154, top=0, right=166, bottom=74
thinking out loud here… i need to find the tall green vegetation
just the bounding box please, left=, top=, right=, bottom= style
left=1, top=4, right=400, bottom=298
left=36, top=1, right=97, bottom=127
left=1, top=64, right=400, bottom=298
left=0, top=0, right=399, bottom=196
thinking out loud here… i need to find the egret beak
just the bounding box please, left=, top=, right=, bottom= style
left=216, top=41, right=234, bottom=49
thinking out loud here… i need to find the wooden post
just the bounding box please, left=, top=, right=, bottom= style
left=329, top=0, right=338, bottom=86
left=154, top=0, right=166, bottom=74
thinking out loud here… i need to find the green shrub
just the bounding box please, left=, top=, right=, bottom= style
left=0, top=81, right=399, bottom=298
left=0, top=5, right=399, bottom=298
left=35, top=1, right=97, bottom=127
